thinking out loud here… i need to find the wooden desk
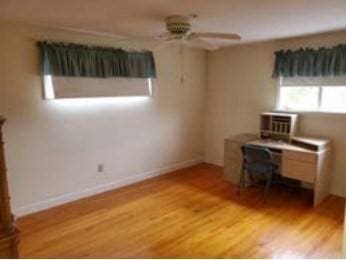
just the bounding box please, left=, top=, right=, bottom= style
left=224, top=133, right=259, bottom=184
left=224, top=136, right=332, bottom=207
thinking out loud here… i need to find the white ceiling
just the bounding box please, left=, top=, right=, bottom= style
left=1, top=0, right=346, bottom=45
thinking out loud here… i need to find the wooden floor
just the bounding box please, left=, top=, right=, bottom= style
left=17, top=163, right=344, bottom=258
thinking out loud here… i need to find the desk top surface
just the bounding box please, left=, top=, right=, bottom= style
left=247, top=139, right=318, bottom=153
left=292, top=136, right=330, bottom=146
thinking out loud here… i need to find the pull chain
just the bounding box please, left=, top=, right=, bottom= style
left=180, top=41, right=184, bottom=85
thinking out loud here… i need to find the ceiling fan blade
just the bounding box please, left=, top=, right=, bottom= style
left=113, top=36, right=156, bottom=44
left=190, top=32, right=241, bottom=40
left=157, top=32, right=171, bottom=40
left=153, top=38, right=176, bottom=49
left=186, top=38, right=219, bottom=51
left=114, top=33, right=170, bottom=44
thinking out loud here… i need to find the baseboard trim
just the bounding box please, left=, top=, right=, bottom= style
left=14, top=157, right=204, bottom=217
left=205, top=158, right=223, bottom=167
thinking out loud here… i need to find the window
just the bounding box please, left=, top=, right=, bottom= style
left=277, top=76, right=346, bottom=113
left=38, top=41, right=156, bottom=100
left=43, top=76, right=153, bottom=100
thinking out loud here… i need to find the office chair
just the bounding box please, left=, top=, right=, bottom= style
left=238, top=144, right=278, bottom=199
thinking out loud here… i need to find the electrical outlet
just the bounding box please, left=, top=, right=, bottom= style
left=97, top=164, right=104, bottom=173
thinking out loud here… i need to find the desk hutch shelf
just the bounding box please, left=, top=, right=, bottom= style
left=260, top=112, right=298, bottom=142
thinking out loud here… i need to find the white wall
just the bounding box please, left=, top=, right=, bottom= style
left=0, top=21, right=207, bottom=215
left=206, top=30, right=346, bottom=197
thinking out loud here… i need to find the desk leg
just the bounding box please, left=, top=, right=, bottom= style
left=313, top=149, right=332, bottom=207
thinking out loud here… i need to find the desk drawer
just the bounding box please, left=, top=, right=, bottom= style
left=283, top=150, right=316, bottom=163
left=282, top=159, right=316, bottom=183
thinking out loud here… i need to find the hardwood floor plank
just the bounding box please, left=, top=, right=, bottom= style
left=17, top=163, right=344, bottom=258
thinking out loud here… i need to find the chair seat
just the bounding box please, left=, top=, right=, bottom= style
left=244, top=162, right=277, bottom=175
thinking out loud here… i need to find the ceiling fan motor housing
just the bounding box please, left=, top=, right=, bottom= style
left=166, top=15, right=191, bottom=35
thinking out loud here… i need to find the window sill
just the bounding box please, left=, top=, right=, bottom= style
left=273, top=109, right=346, bottom=118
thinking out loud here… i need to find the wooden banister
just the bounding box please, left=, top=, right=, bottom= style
left=0, top=117, right=20, bottom=258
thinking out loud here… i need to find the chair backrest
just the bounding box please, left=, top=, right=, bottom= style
left=241, top=144, right=273, bottom=164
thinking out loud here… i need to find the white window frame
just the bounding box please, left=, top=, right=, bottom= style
left=275, top=77, right=346, bottom=115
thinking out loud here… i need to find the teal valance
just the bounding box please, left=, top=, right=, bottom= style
left=273, top=44, right=346, bottom=78
left=37, top=41, right=156, bottom=78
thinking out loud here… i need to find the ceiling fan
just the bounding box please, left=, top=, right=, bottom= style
left=160, top=14, right=241, bottom=50
left=121, top=14, right=241, bottom=50
left=117, top=14, right=241, bottom=83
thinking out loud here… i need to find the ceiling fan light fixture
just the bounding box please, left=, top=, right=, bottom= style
left=165, top=15, right=192, bottom=35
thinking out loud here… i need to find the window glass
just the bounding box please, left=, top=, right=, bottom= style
left=43, top=76, right=153, bottom=100
left=279, top=86, right=319, bottom=111
left=321, top=86, right=346, bottom=112
left=278, top=77, right=346, bottom=113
